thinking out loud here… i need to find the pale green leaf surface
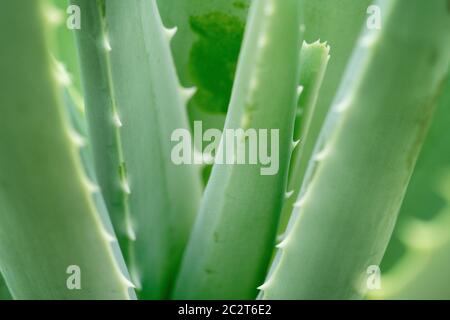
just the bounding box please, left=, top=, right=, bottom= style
left=373, top=76, right=450, bottom=299
left=173, top=0, right=303, bottom=299
left=261, top=0, right=450, bottom=300
left=105, top=0, right=203, bottom=299
left=0, top=1, right=135, bottom=300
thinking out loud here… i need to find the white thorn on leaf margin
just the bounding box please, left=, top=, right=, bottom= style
left=285, top=190, right=295, bottom=199
left=112, top=111, right=123, bottom=128
left=292, top=139, right=301, bottom=150
left=103, top=35, right=112, bottom=52
left=164, top=26, right=177, bottom=42
left=180, top=86, right=197, bottom=103
left=68, top=129, right=86, bottom=148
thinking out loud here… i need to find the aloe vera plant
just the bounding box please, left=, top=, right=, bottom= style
left=1, top=0, right=450, bottom=300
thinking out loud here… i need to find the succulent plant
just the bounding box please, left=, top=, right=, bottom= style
left=0, top=0, right=449, bottom=300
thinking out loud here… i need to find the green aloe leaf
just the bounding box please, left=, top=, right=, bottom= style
left=85, top=0, right=202, bottom=299
left=372, top=76, right=450, bottom=299
left=70, top=0, right=133, bottom=265
left=260, top=0, right=450, bottom=299
left=295, top=0, right=374, bottom=189
left=173, top=0, right=303, bottom=299
left=278, top=40, right=330, bottom=234
left=0, top=0, right=135, bottom=299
